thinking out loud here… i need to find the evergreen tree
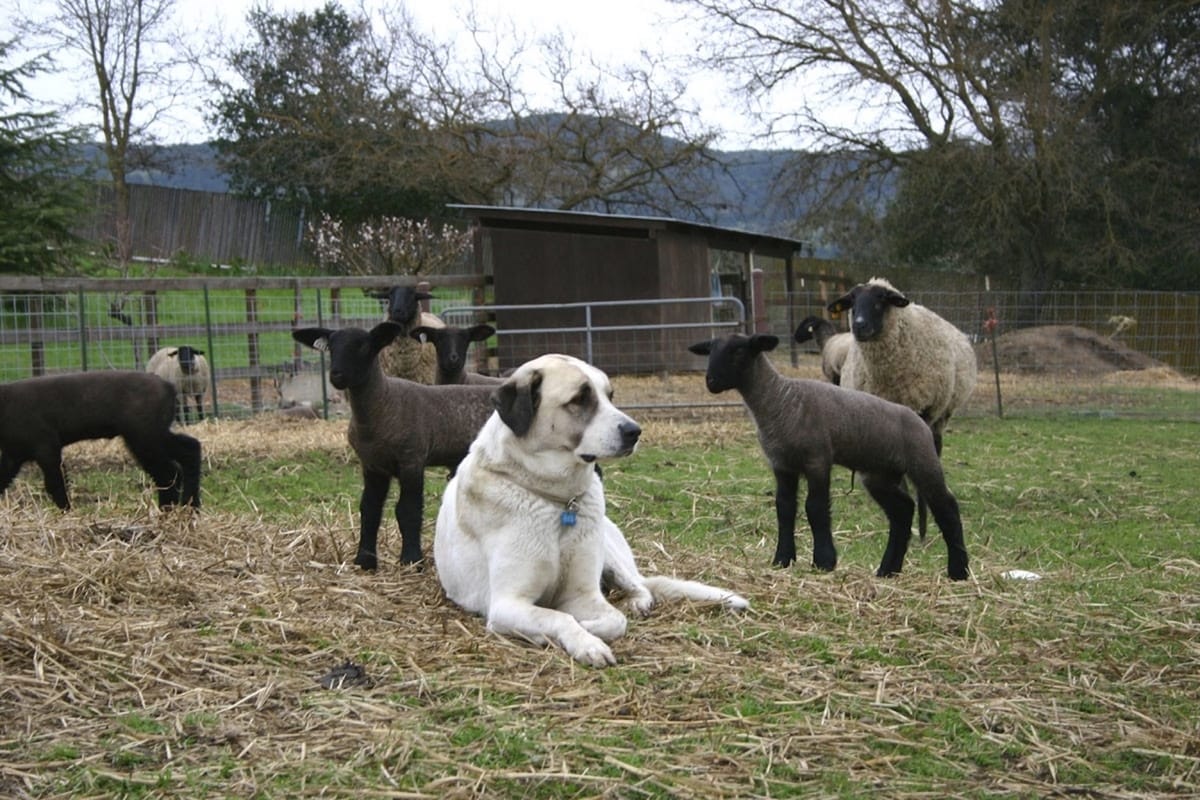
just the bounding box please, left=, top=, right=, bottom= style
left=0, top=43, right=88, bottom=275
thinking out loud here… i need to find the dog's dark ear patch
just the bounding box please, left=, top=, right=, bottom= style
left=495, top=369, right=542, bottom=436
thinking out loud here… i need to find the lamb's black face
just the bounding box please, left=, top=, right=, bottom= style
left=688, top=334, right=779, bottom=393
left=325, top=330, right=376, bottom=390
left=793, top=316, right=819, bottom=344
left=292, top=323, right=401, bottom=391
left=831, top=284, right=909, bottom=343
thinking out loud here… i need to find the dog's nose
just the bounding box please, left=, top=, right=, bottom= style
left=619, top=420, right=641, bottom=449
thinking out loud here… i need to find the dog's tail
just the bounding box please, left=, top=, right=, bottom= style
left=641, top=576, right=749, bottom=612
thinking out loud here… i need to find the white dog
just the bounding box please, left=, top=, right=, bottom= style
left=435, top=354, right=749, bottom=667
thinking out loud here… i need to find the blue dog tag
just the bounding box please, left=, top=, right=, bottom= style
left=561, top=497, right=579, bottom=526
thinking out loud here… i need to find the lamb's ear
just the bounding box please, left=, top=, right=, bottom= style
left=828, top=287, right=859, bottom=315
left=415, top=291, right=434, bottom=302
left=494, top=369, right=542, bottom=437
left=370, top=321, right=405, bottom=351
left=292, top=328, right=333, bottom=352
left=750, top=334, right=780, bottom=353
left=883, top=287, right=911, bottom=308
left=410, top=326, right=438, bottom=343
left=468, top=324, right=496, bottom=342
left=688, top=340, right=715, bottom=356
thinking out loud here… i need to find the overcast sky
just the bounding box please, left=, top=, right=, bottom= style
left=3, top=0, right=787, bottom=150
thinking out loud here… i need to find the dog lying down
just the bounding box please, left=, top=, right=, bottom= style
left=435, top=353, right=749, bottom=667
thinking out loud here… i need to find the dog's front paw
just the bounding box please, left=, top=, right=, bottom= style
left=624, top=588, right=655, bottom=618
left=721, top=592, right=751, bottom=612
left=563, top=630, right=616, bottom=667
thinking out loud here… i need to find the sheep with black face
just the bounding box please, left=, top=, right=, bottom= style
left=147, top=345, right=210, bottom=424
left=793, top=315, right=853, bottom=385
left=369, top=286, right=446, bottom=385
left=688, top=333, right=968, bottom=580
left=829, top=277, right=977, bottom=537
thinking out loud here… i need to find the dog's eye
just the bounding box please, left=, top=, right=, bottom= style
left=570, top=385, right=592, bottom=407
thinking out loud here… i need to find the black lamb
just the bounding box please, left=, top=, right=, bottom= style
left=292, top=321, right=495, bottom=569
left=0, top=371, right=202, bottom=510
left=688, top=334, right=968, bottom=580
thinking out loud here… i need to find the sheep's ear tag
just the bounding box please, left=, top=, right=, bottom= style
left=561, top=497, right=579, bottom=526
left=418, top=332, right=428, bottom=344
left=313, top=338, right=330, bottom=353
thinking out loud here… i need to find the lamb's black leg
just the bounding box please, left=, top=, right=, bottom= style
left=125, top=433, right=185, bottom=507
left=169, top=433, right=202, bottom=508
left=394, top=473, right=425, bottom=566
left=926, top=487, right=969, bottom=580
left=916, top=425, right=944, bottom=541
left=0, top=452, right=27, bottom=496
left=34, top=445, right=70, bottom=509
left=356, top=469, right=391, bottom=570
left=862, top=472, right=914, bottom=577
left=771, top=469, right=800, bottom=566
left=803, top=471, right=837, bottom=571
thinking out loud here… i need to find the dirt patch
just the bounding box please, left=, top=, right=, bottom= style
left=978, top=325, right=1177, bottom=377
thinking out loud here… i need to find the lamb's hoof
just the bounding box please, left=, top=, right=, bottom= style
left=355, top=553, right=378, bottom=571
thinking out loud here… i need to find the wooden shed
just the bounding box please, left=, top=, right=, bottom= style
left=449, top=205, right=806, bottom=374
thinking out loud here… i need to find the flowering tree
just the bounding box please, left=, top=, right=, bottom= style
left=306, top=214, right=473, bottom=276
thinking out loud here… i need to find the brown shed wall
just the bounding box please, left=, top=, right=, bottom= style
left=489, top=226, right=711, bottom=373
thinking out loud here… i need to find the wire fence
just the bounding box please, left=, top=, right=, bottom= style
left=774, top=286, right=1200, bottom=420
left=1, top=279, right=1197, bottom=420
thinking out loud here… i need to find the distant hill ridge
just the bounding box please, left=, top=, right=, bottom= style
left=80, top=141, right=884, bottom=249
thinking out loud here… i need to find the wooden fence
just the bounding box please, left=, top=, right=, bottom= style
left=77, top=184, right=314, bottom=268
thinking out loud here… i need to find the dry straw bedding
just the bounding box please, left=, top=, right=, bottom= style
left=2, top=413, right=1198, bottom=798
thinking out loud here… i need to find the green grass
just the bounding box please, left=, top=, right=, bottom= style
left=3, top=413, right=1198, bottom=798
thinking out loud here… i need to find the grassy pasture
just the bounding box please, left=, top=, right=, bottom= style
left=1, top=410, right=1197, bottom=798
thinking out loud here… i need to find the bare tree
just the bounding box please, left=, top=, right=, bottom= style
left=676, top=0, right=1200, bottom=299
left=210, top=2, right=728, bottom=226
left=18, top=0, right=181, bottom=267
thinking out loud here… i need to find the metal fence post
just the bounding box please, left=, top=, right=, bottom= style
left=203, top=285, right=220, bottom=419
left=77, top=287, right=88, bottom=372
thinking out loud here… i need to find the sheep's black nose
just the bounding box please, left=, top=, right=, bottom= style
left=619, top=420, right=641, bottom=449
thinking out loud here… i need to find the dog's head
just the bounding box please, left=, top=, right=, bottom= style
left=494, top=354, right=641, bottom=463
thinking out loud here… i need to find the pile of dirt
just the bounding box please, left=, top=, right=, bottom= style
left=978, top=325, right=1173, bottom=376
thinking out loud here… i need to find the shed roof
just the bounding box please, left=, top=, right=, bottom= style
left=448, top=204, right=805, bottom=259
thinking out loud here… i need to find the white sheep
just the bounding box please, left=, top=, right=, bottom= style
left=689, top=333, right=969, bottom=580
left=370, top=286, right=445, bottom=385
left=146, top=345, right=210, bottom=424
left=793, top=315, right=853, bottom=385
left=828, top=277, right=977, bottom=537
left=291, top=321, right=496, bottom=569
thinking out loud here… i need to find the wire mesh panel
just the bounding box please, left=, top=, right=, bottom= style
left=1, top=279, right=1196, bottom=420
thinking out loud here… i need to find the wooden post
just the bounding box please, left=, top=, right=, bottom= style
left=751, top=267, right=768, bottom=334
left=245, top=288, right=261, bottom=412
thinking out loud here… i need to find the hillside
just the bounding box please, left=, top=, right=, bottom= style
left=102, top=142, right=885, bottom=246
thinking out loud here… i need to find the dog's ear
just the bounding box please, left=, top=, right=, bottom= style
left=494, top=368, right=542, bottom=437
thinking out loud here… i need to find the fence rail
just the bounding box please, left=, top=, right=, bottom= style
left=1, top=277, right=1196, bottom=420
